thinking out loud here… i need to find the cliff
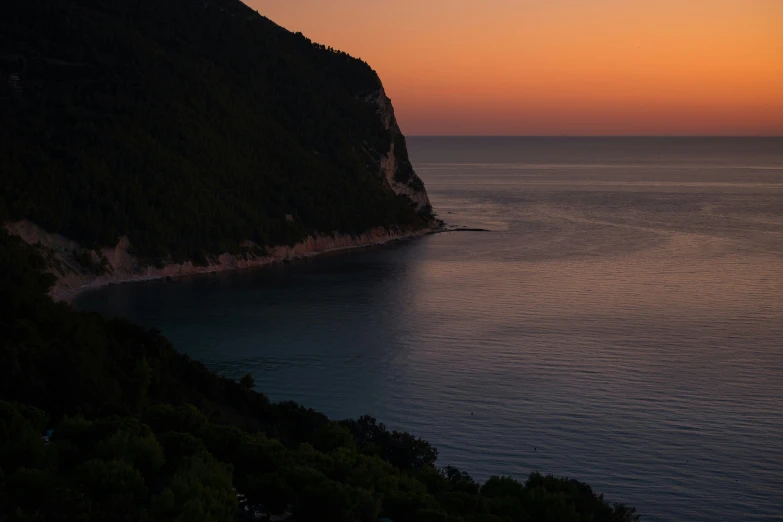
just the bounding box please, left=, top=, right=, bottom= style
left=371, top=88, right=432, bottom=211
left=6, top=219, right=434, bottom=302
left=1, top=0, right=435, bottom=283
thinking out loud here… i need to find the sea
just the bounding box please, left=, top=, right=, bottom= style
left=77, top=137, right=783, bottom=522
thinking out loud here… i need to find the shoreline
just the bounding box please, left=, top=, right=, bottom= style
left=8, top=220, right=492, bottom=304
left=62, top=227, right=439, bottom=303
left=6, top=220, right=442, bottom=304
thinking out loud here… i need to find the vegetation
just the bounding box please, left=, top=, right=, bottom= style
left=0, top=230, right=640, bottom=521
left=1, top=0, right=638, bottom=519
left=0, top=0, right=430, bottom=263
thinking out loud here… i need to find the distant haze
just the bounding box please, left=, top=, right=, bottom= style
left=250, top=0, right=782, bottom=136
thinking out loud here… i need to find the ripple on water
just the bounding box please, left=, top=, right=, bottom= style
left=77, top=138, right=783, bottom=522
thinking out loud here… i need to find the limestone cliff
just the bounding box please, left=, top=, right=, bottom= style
left=369, top=88, right=432, bottom=212
left=6, top=220, right=436, bottom=302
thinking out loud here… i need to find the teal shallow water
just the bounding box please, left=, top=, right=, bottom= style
left=78, top=137, right=783, bottom=522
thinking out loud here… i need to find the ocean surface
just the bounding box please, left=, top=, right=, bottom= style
left=77, top=137, right=783, bottom=522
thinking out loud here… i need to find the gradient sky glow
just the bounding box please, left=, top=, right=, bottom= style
left=251, top=0, right=783, bottom=136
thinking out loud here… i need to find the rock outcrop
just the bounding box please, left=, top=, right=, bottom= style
left=369, top=88, right=431, bottom=211
left=6, top=220, right=437, bottom=302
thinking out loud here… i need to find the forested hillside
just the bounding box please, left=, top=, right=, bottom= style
left=0, top=0, right=432, bottom=262
left=1, top=1, right=642, bottom=520
left=0, top=229, right=640, bottom=522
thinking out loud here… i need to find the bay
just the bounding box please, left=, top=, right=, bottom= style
left=77, top=137, right=783, bottom=522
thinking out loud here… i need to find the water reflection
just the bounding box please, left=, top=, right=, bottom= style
left=78, top=138, right=783, bottom=522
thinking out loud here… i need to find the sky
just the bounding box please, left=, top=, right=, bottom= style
left=250, top=0, right=783, bottom=136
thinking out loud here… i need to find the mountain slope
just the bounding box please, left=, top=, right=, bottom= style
left=0, top=229, right=641, bottom=522
left=0, top=0, right=433, bottom=264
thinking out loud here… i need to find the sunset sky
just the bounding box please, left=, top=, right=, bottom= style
left=251, top=1, right=783, bottom=136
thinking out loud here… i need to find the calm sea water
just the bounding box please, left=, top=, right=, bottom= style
left=77, top=137, right=783, bottom=522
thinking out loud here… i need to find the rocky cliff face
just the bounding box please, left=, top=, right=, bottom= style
left=6, top=220, right=436, bottom=302
left=369, top=88, right=432, bottom=212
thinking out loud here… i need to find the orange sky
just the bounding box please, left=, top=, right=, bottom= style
left=250, top=0, right=783, bottom=136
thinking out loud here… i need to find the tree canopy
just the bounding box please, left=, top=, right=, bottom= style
left=0, top=230, right=641, bottom=521
left=1, top=0, right=639, bottom=519
left=0, top=0, right=431, bottom=262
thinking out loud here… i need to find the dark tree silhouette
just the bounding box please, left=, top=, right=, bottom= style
left=0, top=229, right=641, bottom=522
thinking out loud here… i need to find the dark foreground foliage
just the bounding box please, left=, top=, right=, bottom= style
left=0, top=0, right=429, bottom=262
left=0, top=230, right=640, bottom=521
